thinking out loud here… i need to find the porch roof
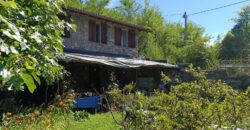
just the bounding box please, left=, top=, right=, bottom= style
left=62, top=53, right=178, bottom=69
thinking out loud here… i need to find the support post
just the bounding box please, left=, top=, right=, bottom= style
left=183, top=12, right=188, bottom=45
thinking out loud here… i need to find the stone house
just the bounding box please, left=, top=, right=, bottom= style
left=0, top=7, right=180, bottom=111
left=60, top=7, right=178, bottom=95
left=62, top=7, right=149, bottom=58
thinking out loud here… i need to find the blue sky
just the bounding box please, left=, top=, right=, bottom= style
left=108, top=0, right=250, bottom=42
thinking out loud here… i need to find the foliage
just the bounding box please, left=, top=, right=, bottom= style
left=107, top=82, right=155, bottom=130
left=117, top=0, right=142, bottom=22
left=0, top=89, right=77, bottom=129
left=73, top=110, right=89, bottom=122
left=65, top=0, right=84, bottom=9
left=1, top=109, right=73, bottom=130
left=0, top=0, right=72, bottom=93
left=219, top=5, right=250, bottom=60
left=82, top=0, right=111, bottom=14
left=107, top=66, right=250, bottom=130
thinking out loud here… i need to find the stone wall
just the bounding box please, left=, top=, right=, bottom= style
left=63, top=12, right=138, bottom=57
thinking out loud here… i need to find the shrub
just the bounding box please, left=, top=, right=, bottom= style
left=0, top=89, right=76, bottom=129
left=107, top=66, right=250, bottom=130
left=73, top=111, right=89, bottom=122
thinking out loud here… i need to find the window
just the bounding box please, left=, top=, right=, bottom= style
left=89, top=20, right=107, bottom=43
left=95, top=23, right=101, bottom=43
left=121, top=30, right=128, bottom=47
left=115, top=28, right=136, bottom=48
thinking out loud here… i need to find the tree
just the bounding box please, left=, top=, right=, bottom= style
left=0, top=0, right=71, bottom=93
left=65, top=0, right=84, bottom=9
left=116, top=0, right=142, bottom=22
left=82, top=0, right=111, bottom=14
left=220, top=5, right=250, bottom=60
left=136, top=0, right=166, bottom=60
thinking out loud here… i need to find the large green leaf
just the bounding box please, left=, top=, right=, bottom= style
left=0, top=0, right=9, bottom=7
left=31, top=72, right=41, bottom=85
left=20, top=73, right=36, bottom=93
left=25, top=62, right=35, bottom=70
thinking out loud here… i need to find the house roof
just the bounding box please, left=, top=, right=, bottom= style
left=61, top=52, right=178, bottom=69
left=66, top=7, right=150, bottom=32
left=64, top=48, right=132, bottom=58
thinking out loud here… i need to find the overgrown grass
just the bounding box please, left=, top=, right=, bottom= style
left=1, top=110, right=121, bottom=130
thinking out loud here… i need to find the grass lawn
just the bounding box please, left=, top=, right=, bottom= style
left=1, top=110, right=250, bottom=130
left=69, top=112, right=121, bottom=130
left=1, top=111, right=121, bottom=130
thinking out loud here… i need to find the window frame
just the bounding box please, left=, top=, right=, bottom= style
left=95, top=23, right=101, bottom=43
left=121, top=29, right=128, bottom=47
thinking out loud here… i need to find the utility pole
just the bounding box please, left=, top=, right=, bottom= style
left=183, top=12, right=188, bottom=45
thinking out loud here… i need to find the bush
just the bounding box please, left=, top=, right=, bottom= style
left=73, top=111, right=89, bottom=122
left=107, top=66, right=250, bottom=130
left=0, top=89, right=76, bottom=129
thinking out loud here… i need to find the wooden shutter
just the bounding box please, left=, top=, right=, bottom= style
left=101, top=22, right=107, bottom=44
left=128, top=29, right=136, bottom=48
left=88, top=20, right=96, bottom=42
left=115, top=27, right=122, bottom=46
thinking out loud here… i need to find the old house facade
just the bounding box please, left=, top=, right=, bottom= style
left=0, top=7, right=179, bottom=112
left=60, top=8, right=178, bottom=95
left=63, top=8, right=148, bottom=58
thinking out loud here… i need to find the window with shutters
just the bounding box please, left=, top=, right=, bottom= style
left=89, top=20, right=107, bottom=44
left=115, top=28, right=135, bottom=48
left=121, top=30, right=128, bottom=47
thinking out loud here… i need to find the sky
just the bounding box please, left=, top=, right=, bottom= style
left=108, top=0, right=250, bottom=43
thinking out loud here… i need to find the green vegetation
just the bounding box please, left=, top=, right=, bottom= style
left=1, top=1, right=250, bottom=130
left=70, top=112, right=121, bottom=130
left=1, top=67, right=249, bottom=130
left=65, top=0, right=84, bottom=9
left=0, top=89, right=119, bottom=130
left=107, top=66, right=250, bottom=129
left=1, top=0, right=249, bottom=93
left=219, top=5, right=250, bottom=60
left=1, top=111, right=120, bottom=130
left=0, top=0, right=72, bottom=93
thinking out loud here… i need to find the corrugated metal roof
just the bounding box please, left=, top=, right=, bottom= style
left=62, top=53, right=178, bottom=69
